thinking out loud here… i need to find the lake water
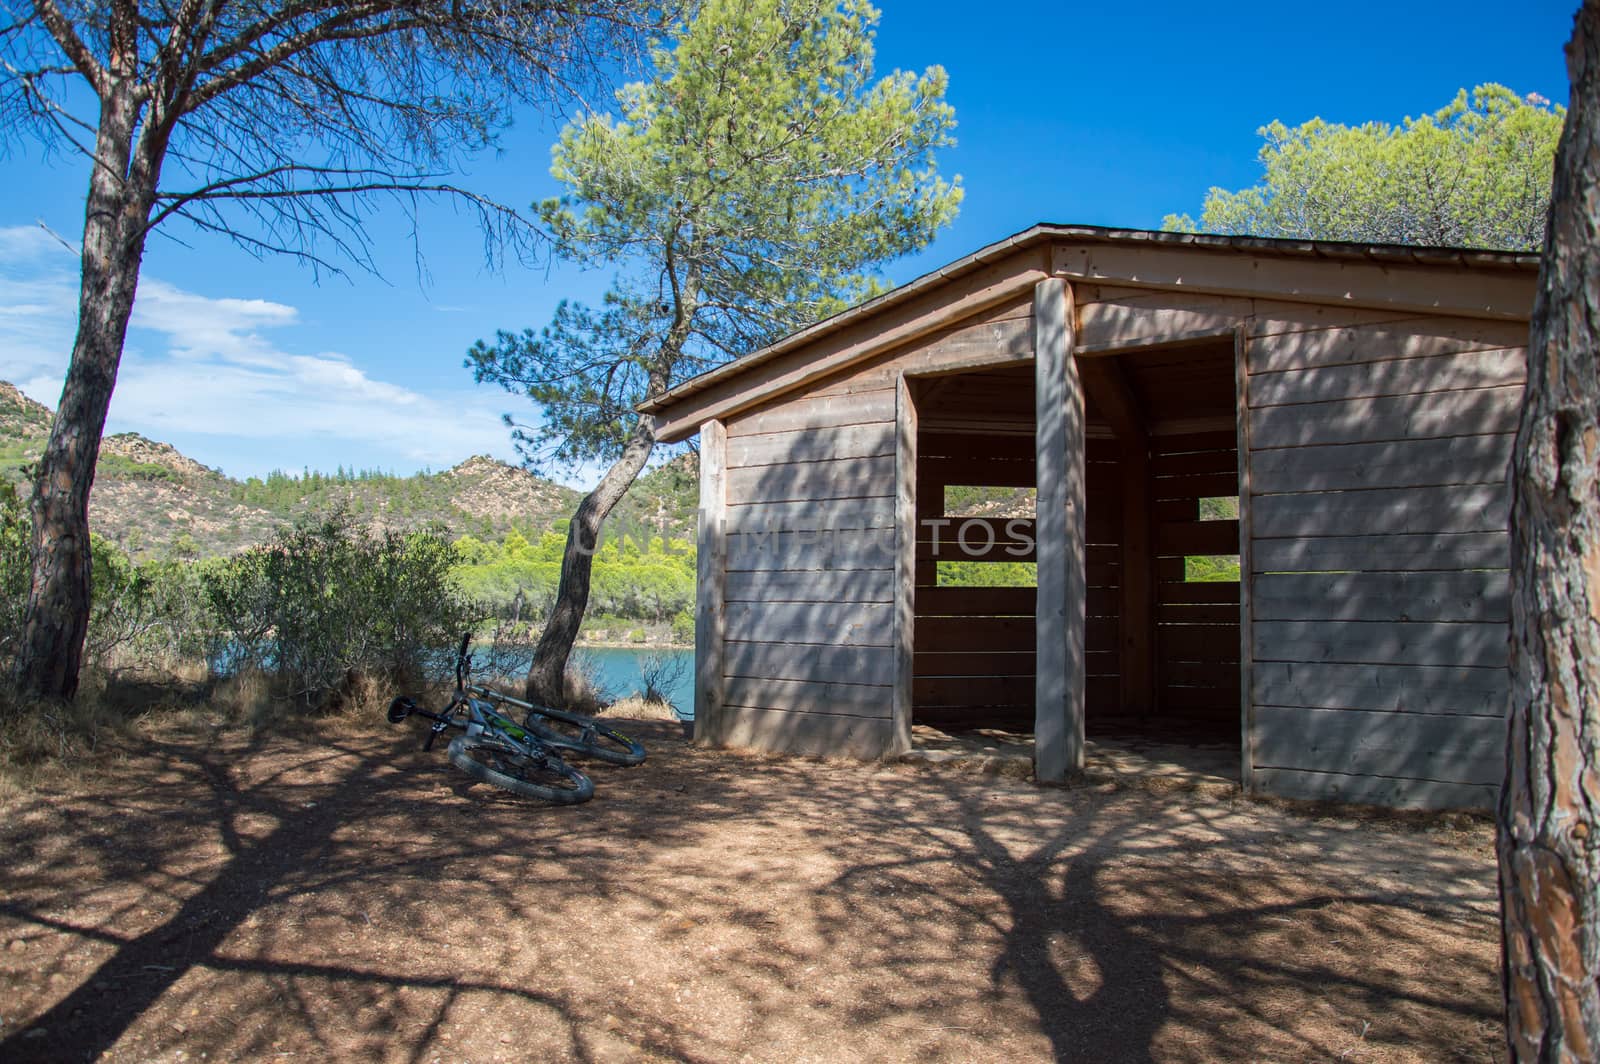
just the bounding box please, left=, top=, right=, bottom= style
left=577, top=646, right=695, bottom=719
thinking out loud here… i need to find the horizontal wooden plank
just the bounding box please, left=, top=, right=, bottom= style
left=1250, top=347, right=1524, bottom=407
left=914, top=650, right=1036, bottom=676
left=1252, top=484, right=1508, bottom=538
left=1155, top=519, right=1240, bottom=555
left=1157, top=581, right=1240, bottom=604
left=1251, top=531, right=1509, bottom=574
left=1152, top=430, right=1238, bottom=455
left=717, top=705, right=895, bottom=759
left=1152, top=471, right=1239, bottom=500
left=918, top=456, right=1036, bottom=488
left=1157, top=603, right=1240, bottom=625
left=1253, top=704, right=1505, bottom=786
left=1253, top=620, right=1509, bottom=667
left=1248, top=315, right=1530, bottom=374
left=1157, top=624, right=1242, bottom=661
left=725, top=568, right=895, bottom=604
left=724, top=640, right=894, bottom=684
left=727, top=391, right=895, bottom=436
left=921, top=431, right=1036, bottom=460
left=915, top=585, right=1037, bottom=615
left=917, top=615, right=1036, bottom=653
left=1063, top=241, right=1532, bottom=323
left=1085, top=615, right=1120, bottom=649
left=727, top=497, right=896, bottom=533
left=1250, top=433, right=1514, bottom=494
left=1158, top=685, right=1241, bottom=712
left=1077, top=290, right=1250, bottom=349
left=722, top=676, right=892, bottom=717
left=1249, top=385, right=1522, bottom=448
left=1253, top=571, right=1507, bottom=623
left=727, top=528, right=895, bottom=571
left=1160, top=660, right=1243, bottom=689
left=1246, top=302, right=1421, bottom=340
left=1154, top=498, right=1198, bottom=523
left=915, top=705, right=1034, bottom=729
left=1153, top=448, right=1240, bottom=477
left=727, top=422, right=895, bottom=468
left=914, top=673, right=1036, bottom=706
left=1251, top=661, right=1509, bottom=717
left=723, top=601, right=894, bottom=647
left=727, top=454, right=896, bottom=505
left=1251, top=767, right=1497, bottom=811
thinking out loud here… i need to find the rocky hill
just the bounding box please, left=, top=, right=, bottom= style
left=0, top=381, right=698, bottom=559
left=0, top=381, right=51, bottom=439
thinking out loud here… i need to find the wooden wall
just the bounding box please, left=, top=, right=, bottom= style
left=1151, top=430, right=1241, bottom=733
left=1082, top=440, right=1126, bottom=723
left=1243, top=308, right=1525, bottom=809
left=912, top=429, right=1037, bottom=728
left=711, top=297, right=1033, bottom=757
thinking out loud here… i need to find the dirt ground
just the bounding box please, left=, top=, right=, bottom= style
left=0, top=714, right=1503, bottom=1063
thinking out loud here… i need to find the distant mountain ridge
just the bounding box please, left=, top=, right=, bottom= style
left=0, top=381, right=697, bottom=559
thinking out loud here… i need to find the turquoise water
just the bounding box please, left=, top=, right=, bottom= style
left=578, top=646, right=695, bottom=719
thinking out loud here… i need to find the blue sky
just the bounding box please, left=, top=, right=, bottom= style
left=0, top=0, right=1579, bottom=483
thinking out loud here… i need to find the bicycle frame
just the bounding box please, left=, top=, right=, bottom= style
left=392, top=634, right=554, bottom=758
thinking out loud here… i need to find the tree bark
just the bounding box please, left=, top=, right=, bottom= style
left=1499, top=3, right=1600, bottom=1059
left=15, top=78, right=152, bottom=700
left=524, top=413, right=658, bottom=707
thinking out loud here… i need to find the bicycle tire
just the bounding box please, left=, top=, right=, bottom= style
left=523, top=708, right=647, bottom=766
left=447, top=735, right=594, bottom=804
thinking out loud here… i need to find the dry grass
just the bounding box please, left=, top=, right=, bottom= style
left=601, top=695, right=686, bottom=722
left=0, top=662, right=425, bottom=795
left=561, top=658, right=610, bottom=715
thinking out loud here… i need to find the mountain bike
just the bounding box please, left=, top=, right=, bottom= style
left=464, top=682, right=647, bottom=767
left=387, top=634, right=594, bottom=804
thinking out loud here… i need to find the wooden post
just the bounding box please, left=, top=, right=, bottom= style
left=694, top=419, right=728, bottom=745
left=1233, top=325, right=1255, bottom=792
left=1034, top=277, right=1085, bottom=781
left=892, top=374, right=917, bottom=754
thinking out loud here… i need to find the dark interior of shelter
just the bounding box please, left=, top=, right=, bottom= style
left=909, top=338, right=1241, bottom=748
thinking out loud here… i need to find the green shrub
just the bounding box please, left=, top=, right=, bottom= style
left=86, top=536, right=209, bottom=670
left=204, top=510, right=479, bottom=703
left=0, top=487, right=207, bottom=676
left=670, top=607, right=694, bottom=645
left=0, top=482, right=29, bottom=670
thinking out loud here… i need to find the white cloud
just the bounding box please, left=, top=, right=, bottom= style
left=0, top=225, right=82, bottom=393
left=0, top=225, right=520, bottom=478
left=0, top=224, right=77, bottom=260
left=131, top=278, right=299, bottom=364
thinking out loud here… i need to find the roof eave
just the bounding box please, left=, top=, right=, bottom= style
left=638, top=223, right=1539, bottom=430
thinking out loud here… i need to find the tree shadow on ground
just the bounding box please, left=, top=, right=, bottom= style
left=0, top=718, right=1501, bottom=1062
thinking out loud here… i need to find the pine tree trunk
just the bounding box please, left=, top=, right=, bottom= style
left=524, top=414, right=658, bottom=706
left=14, top=86, right=149, bottom=701
left=1499, top=3, right=1600, bottom=1058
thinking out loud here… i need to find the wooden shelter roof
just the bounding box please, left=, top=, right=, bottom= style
left=641, top=223, right=1538, bottom=443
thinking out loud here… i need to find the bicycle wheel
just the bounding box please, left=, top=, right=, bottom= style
left=447, top=735, right=594, bottom=804
left=523, top=708, right=647, bottom=766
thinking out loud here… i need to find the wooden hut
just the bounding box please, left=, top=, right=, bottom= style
left=639, top=225, right=1536, bottom=810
